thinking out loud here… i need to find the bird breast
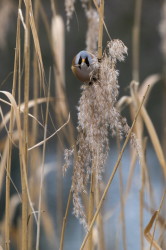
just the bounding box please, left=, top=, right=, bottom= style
left=71, top=63, right=92, bottom=83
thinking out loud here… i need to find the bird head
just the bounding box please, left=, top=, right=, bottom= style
left=71, top=51, right=97, bottom=83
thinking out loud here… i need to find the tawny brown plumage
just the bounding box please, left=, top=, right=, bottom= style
left=71, top=51, right=96, bottom=83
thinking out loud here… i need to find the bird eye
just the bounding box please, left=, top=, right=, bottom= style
left=78, top=56, right=82, bottom=65
left=85, top=57, right=90, bottom=67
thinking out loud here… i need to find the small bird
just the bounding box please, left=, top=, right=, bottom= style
left=71, top=51, right=97, bottom=84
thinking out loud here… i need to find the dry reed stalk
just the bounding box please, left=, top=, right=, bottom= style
left=0, top=144, right=21, bottom=202
left=25, top=0, right=44, bottom=80
left=95, top=182, right=105, bottom=250
left=117, top=74, right=161, bottom=206
left=144, top=203, right=166, bottom=230
left=32, top=0, right=39, bottom=145
left=0, top=140, right=10, bottom=198
left=40, top=1, right=68, bottom=98
left=86, top=1, right=104, bottom=249
left=51, top=5, right=75, bottom=242
left=135, top=91, right=166, bottom=179
left=60, top=143, right=79, bottom=250
left=52, top=13, right=65, bottom=232
left=149, top=191, right=166, bottom=250
left=39, top=1, right=74, bottom=154
left=93, top=0, right=111, bottom=42
left=144, top=211, right=162, bottom=250
left=40, top=199, right=57, bottom=247
left=143, top=164, right=156, bottom=211
left=86, top=170, right=95, bottom=250
left=139, top=139, right=147, bottom=250
left=28, top=0, right=40, bottom=248
left=116, top=135, right=127, bottom=250
left=131, top=81, right=166, bottom=248
left=21, top=0, right=31, bottom=248
left=59, top=188, right=72, bottom=250
left=36, top=74, right=50, bottom=250
left=80, top=85, right=150, bottom=250
left=132, top=0, right=142, bottom=82
left=119, top=166, right=127, bottom=250
left=117, top=74, right=160, bottom=111
left=5, top=0, right=22, bottom=248
left=130, top=82, right=145, bottom=250
left=124, top=150, right=137, bottom=202
left=159, top=0, right=166, bottom=155
left=0, top=98, right=54, bottom=131
left=18, top=6, right=22, bottom=112
left=97, top=0, right=104, bottom=60
left=144, top=191, right=166, bottom=250
left=52, top=12, right=74, bottom=146
left=28, top=115, right=70, bottom=151
left=0, top=91, right=37, bottom=244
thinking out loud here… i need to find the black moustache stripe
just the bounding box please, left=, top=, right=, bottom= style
left=78, top=56, right=82, bottom=65
left=85, top=57, right=90, bottom=67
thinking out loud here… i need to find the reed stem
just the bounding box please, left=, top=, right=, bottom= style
left=86, top=170, right=95, bottom=250
left=132, top=0, right=142, bottom=82
left=5, top=2, right=21, bottom=247
left=97, top=0, right=104, bottom=60
left=22, top=0, right=30, bottom=248
left=59, top=189, right=72, bottom=250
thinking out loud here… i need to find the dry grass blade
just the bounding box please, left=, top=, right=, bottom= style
left=0, top=97, right=53, bottom=131
left=59, top=188, right=72, bottom=250
left=36, top=76, right=50, bottom=250
left=132, top=0, right=142, bottom=82
left=138, top=74, right=160, bottom=104
left=87, top=170, right=95, bottom=249
left=117, top=74, right=160, bottom=112
left=116, top=96, right=132, bottom=112
left=144, top=211, right=162, bottom=250
left=123, top=150, right=137, bottom=203
left=130, top=82, right=166, bottom=179
left=52, top=13, right=74, bottom=145
left=93, top=0, right=111, bottom=41
left=28, top=114, right=70, bottom=151
left=144, top=190, right=166, bottom=250
left=117, top=135, right=127, bottom=250
left=97, top=0, right=104, bottom=60
left=52, top=15, right=65, bottom=88
left=0, top=139, right=9, bottom=195
left=145, top=190, right=166, bottom=249
left=0, top=101, right=44, bottom=136
left=0, top=107, right=17, bottom=148
left=23, top=0, right=44, bottom=75
left=19, top=8, right=26, bottom=30
left=52, top=12, right=67, bottom=233
left=80, top=85, right=150, bottom=250
left=150, top=191, right=166, bottom=250
left=0, top=91, right=37, bottom=222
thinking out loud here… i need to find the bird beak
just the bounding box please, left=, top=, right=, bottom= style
left=82, top=58, right=85, bottom=63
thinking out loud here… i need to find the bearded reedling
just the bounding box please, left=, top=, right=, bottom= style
left=71, top=50, right=98, bottom=84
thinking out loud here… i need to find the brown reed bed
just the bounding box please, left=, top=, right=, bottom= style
left=0, top=0, right=165, bottom=250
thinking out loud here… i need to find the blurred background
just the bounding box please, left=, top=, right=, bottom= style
left=0, top=0, right=165, bottom=249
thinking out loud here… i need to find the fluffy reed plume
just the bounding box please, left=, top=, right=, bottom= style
left=52, top=15, right=65, bottom=86
left=159, top=0, right=166, bottom=59
left=85, top=8, right=99, bottom=52
left=64, top=39, right=140, bottom=228
left=65, top=0, right=75, bottom=31
left=0, top=0, right=16, bottom=49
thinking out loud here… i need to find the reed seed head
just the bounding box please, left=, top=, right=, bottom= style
left=64, top=39, right=141, bottom=228
left=65, top=0, right=75, bottom=31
